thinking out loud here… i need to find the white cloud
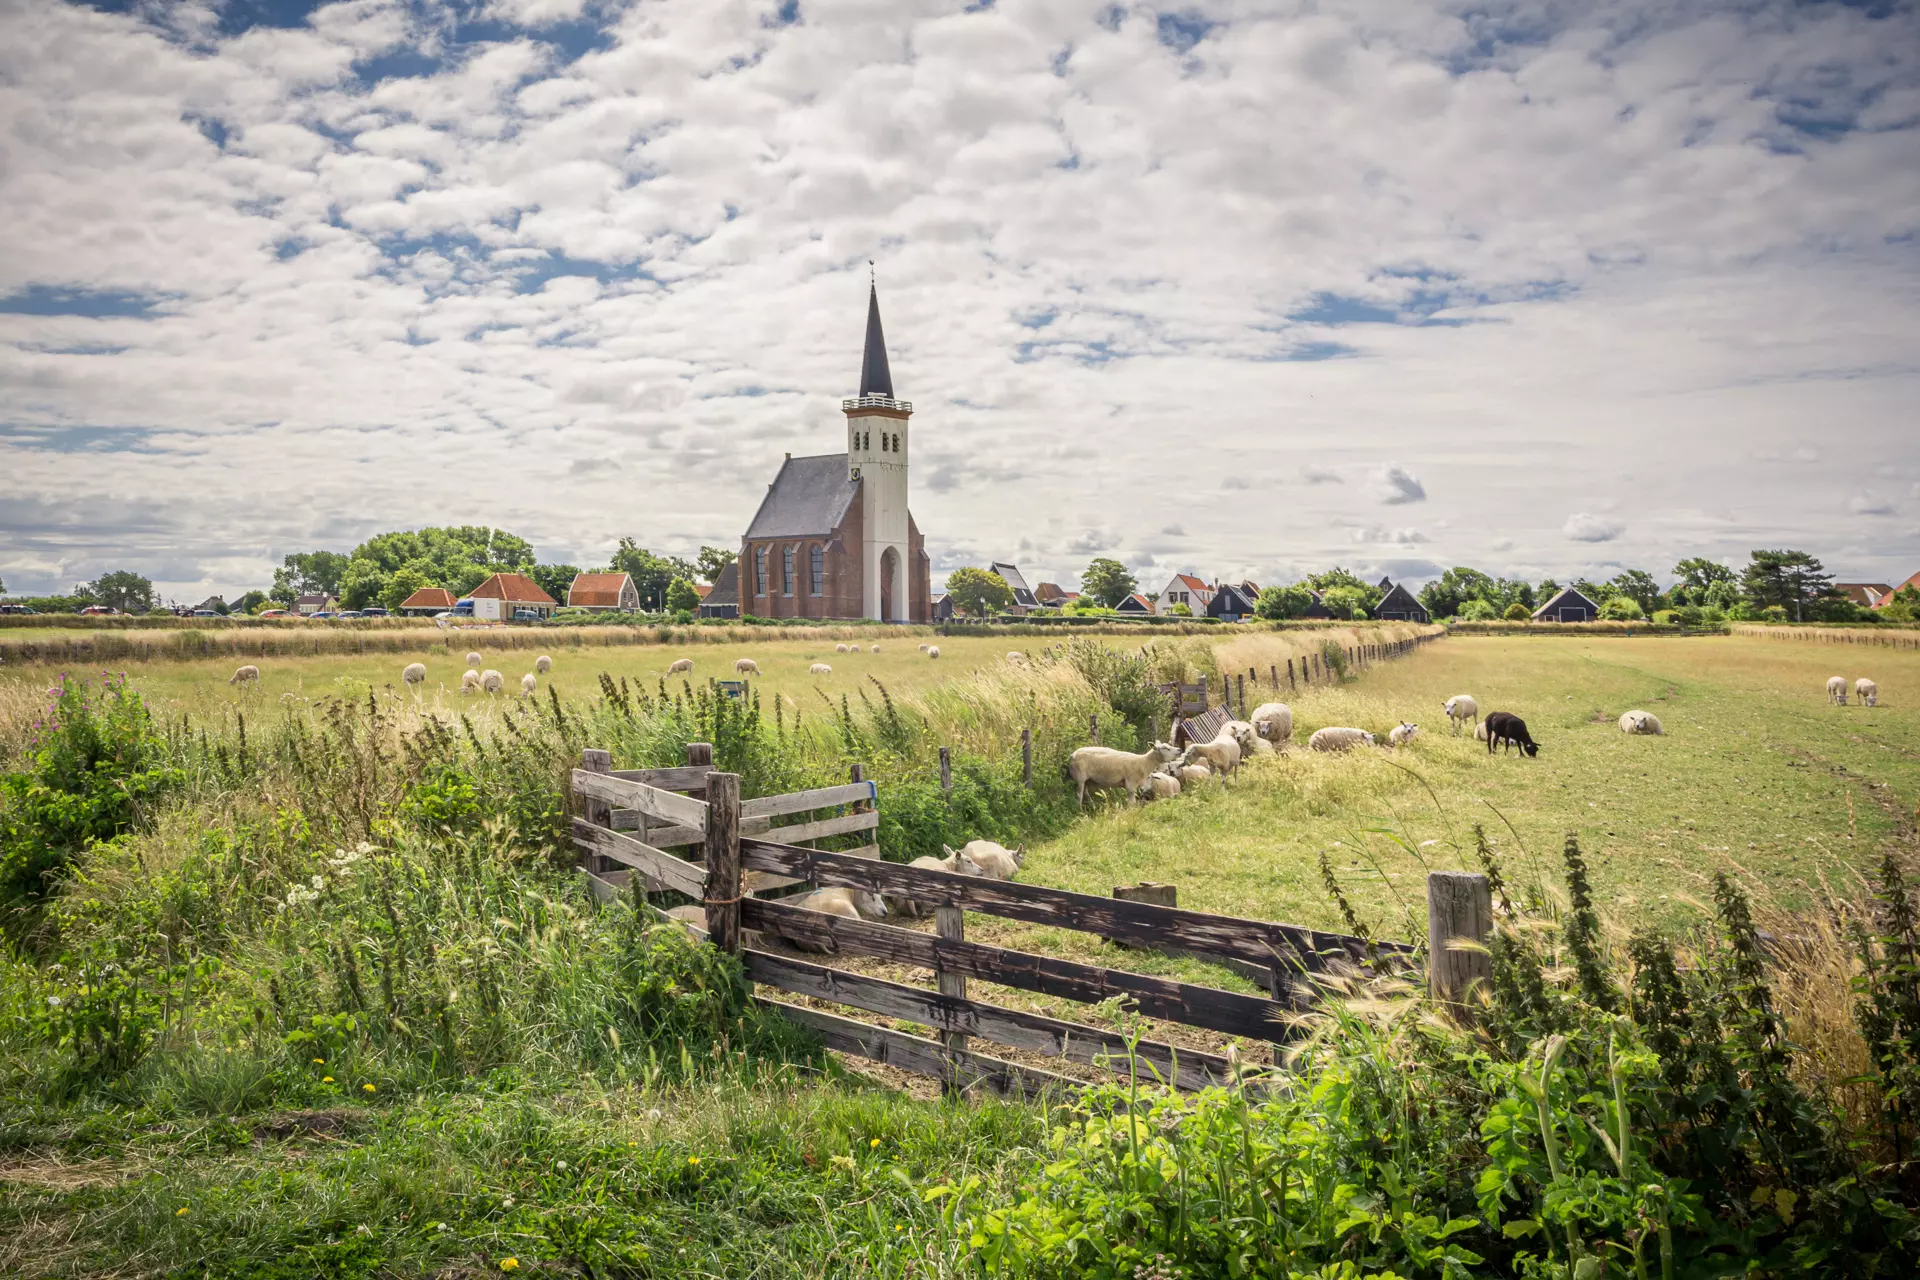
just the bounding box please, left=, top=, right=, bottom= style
left=1349, top=524, right=1429, bottom=544
left=1564, top=513, right=1625, bottom=543
left=1300, top=465, right=1343, bottom=485
left=1850, top=492, right=1896, bottom=516
left=1371, top=463, right=1426, bottom=505
left=1491, top=537, right=1514, bottom=552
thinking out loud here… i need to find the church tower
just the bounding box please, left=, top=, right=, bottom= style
left=844, top=285, right=913, bottom=622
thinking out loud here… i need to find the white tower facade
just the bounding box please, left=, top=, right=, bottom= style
left=844, top=285, right=913, bottom=622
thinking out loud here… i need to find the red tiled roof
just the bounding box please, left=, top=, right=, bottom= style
left=400, top=587, right=456, bottom=609
left=567, top=572, right=631, bottom=608
left=693, top=583, right=713, bottom=599
left=1878, top=571, right=1920, bottom=604
left=1175, top=574, right=1209, bottom=592
left=471, top=572, right=557, bottom=605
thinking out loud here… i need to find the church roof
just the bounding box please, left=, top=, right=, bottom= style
left=703, top=560, right=740, bottom=607
left=859, top=284, right=893, bottom=397
left=745, top=454, right=860, bottom=540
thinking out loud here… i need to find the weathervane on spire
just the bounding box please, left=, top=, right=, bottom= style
left=868, top=259, right=875, bottom=287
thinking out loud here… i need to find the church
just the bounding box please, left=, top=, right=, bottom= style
left=731, top=286, right=931, bottom=622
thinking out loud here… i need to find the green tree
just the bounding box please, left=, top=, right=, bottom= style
left=1080, top=558, right=1138, bottom=609
left=1740, top=549, right=1836, bottom=622
left=88, top=570, right=154, bottom=614
left=1537, top=577, right=1560, bottom=600
left=666, top=578, right=701, bottom=613
left=1457, top=598, right=1498, bottom=620
left=1254, top=584, right=1315, bottom=620
left=380, top=566, right=433, bottom=612
left=1607, top=569, right=1662, bottom=612
left=695, top=546, right=738, bottom=584
left=270, top=551, right=350, bottom=604
left=1572, top=577, right=1614, bottom=603
left=1880, top=584, right=1920, bottom=622
left=1319, top=585, right=1373, bottom=619
left=1503, top=601, right=1531, bottom=621
left=232, top=590, right=268, bottom=615
left=1418, top=567, right=1497, bottom=620
left=609, top=538, right=690, bottom=611
left=1062, top=595, right=1115, bottom=616
left=946, top=567, right=1015, bottom=618
left=1600, top=594, right=1645, bottom=621
left=529, top=563, right=580, bottom=604
left=1672, top=557, right=1735, bottom=595
left=1307, top=568, right=1382, bottom=612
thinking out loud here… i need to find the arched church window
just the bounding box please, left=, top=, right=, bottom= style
left=892, top=433, right=900, bottom=452
left=809, top=545, right=823, bottom=596
left=754, top=547, right=767, bottom=597
left=880, top=433, right=888, bottom=452
left=782, top=546, right=795, bottom=596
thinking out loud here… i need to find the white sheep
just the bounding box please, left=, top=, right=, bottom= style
left=521, top=673, right=538, bottom=696
left=668, top=658, right=693, bottom=674
left=1857, top=678, right=1878, bottom=707
left=534, top=655, right=552, bottom=674
left=1249, top=702, right=1293, bottom=743
left=734, top=658, right=760, bottom=675
left=918, top=643, right=929, bottom=652
left=1443, top=695, right=1479, bottom=736
left=810, top=663, right=832, bottom=675
left=772, top=886, right=891, bottom=952
left=870, top=644, right=880, bottom=653
left=460, top=669, right=482, bottom=694
left=466, top=652, right=482, bottom=669
left=481, top=669, right=504, bottom=694
left=1067, top=741, right=1180, bottom=806
left=1006, top=650, right=1027, bottom=665
left=1827, top=675, right=1848, bottom=705
left=1176, top=761, right=1212, bottom=786
left=1388, top=722, right=1420, bottom=747
left=835, top=643, right=849, bottom=653
left=1181, top=728, right=1243, bottom=778
left=1475, top=721, right=1489, bottom=743
left=952, top=840, right=1023, bottom=879
left=927, top=646, right=940, bottom=659
left=1140, top=771, right=1181, bottom=800
left=1308, top=726, right=1376, bottom=752
left=886, top=849, right=985, bottom=917
left=229, top=664, right=260, bottom=686
left=401, top=662, right=427, bottom=688
left=1618, top=709, right=1663, bottom=735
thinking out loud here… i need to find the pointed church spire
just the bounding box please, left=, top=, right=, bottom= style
left=858, top=283, right=894, bottom=398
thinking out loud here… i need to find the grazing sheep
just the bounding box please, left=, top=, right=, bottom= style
left=481, top=669, right=504, bottom=695
left=1308, top=726, right=1375, bottom=752
left=1857, top=677, right=1878, bottom=707
left=952, top=840, right=1023, bottom=880
left=1140, top=771, right=1181, bottom=801
left=667, top=658, right=693, bottom=674
left=770, top=887, right=890, bottom=952
left=1006, top=651, right=1027, bottom=665
left=1443, top=695, right=1479, bottom=736
left=918, top=643, right=929, bottom=652
left=885, top=849, right=985, bottom=917
left=1388, top=722, right=1420, bottom=747
left=1483, top=711, right=1540, bottom=757
left=460, top=669, right=481, bottom=694
left=1181, top=727, right=1243, bottom=778
left=1619, top=709, right=1663, bottom=735
left=835, top=643, right=848, bottom=653
left=734, top=658, right=760, bottom=675
left=1249, top=702, right=1293, bottom=743
left=1827, top=675, right=1848, bottom=705
left=229, top=664, right=260, bottom=686
left=466, top=652, right=482, bottom=669
left=521, top=673, right=537, bottom=696
left=870, top=644, right=880, bottom=653
left=1176, top=762, right=1212, bottom=786
left=810, top=663, right=832, bottom=675
left=402, top=662, right=427, bottom=689
left=927, top=646, right=940, bottom=659
left=1067, top=741, right=1180, bottom=806
left=534, top=655, right=552, bottom=674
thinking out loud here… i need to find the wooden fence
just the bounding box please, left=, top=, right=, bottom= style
left=569, top=743, right=1492, bottom=1098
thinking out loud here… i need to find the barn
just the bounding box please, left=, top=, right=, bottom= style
left=1532, top=586, right=1602, bottom=623
left=566, top=572, right=641, bottom=613
left=1373, top=578, right=1430, bottom=623
left=1207, top=581, right=1261, bottom=621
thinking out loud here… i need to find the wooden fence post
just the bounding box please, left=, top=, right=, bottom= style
left=1287, top=658, right=1296, bottom=690
left=1270, top=664, right=1278, bottom=688
left=849, top=762, right=868, bottom=814
left=580, top=749, right=612, bottom=874
left=1021, top=728, right=1033, bottom=787
left=939, top=746, right=952, bottom=797
left=704, top=773, right=743, bottom=955
left=1427, top=871, right=1492, bottom=1016
left=1236, top=673, right=1245, bottom=716
left=936, top=904, right=967, bottom=1089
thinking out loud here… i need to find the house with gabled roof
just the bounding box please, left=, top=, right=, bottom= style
left=1532, top=585, right=1601, bottom=623
left=699, top=561, right=740, bottom=619
left=1115, top=592, right=1154, bottom=615
left=1837, top=582, right=1894, bottom=609
left=989, top=561, right=1040, bottom=613
left=468, top=572, right=557, bottom=622
left=1207, top=582, right=1261, bottom=621
left=1153, top=572, right=1214, bottom=616
left=567, top=572, right=640, bottom=613
left=1373, top=577, right=1430, bottom=623
left=398, top=587, right=456, bottom=617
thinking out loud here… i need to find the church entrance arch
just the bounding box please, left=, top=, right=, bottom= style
left=879, top=547, right=899, bottom=623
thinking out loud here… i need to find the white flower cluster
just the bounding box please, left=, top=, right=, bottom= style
left=327, top=842, right=374, bottom=874
left=276, top=843, right=377, bottom=913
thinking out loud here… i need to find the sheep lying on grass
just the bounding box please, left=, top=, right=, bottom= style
left=835, top=643, right=848, bottom=653
left=402, top=662, right=426, bottom=688
left=1388, top=722, right=1420, bottom=747
left=1308, top=726, right=1375, bottom=752
left=810, top=663, right=832, bottom=675
left=466, top=652, right=482, bottom=669
left=1249, top=702, right=1293, bottom=743
left=870, top=645, right=880, bottom=653
left=534, top=655, right=552, bottom=674
left=521, top=673, right=537, bottom=696
left=1828, top=675, right=1848, bottom=705
left=734, top=658, right=760, bottom=675
left=952, top=840, right=1023, bottom=879
left=1619, top=709, right=1663, bottom=735
left=229, top=664, right=260, bottom=686
left=1176, top=761, right=1212, bottom=786
left=1857, top=678, right=1878, bottom=707
left=1181, top=728, right=1242, bottom=778
left=667, top=658, right=693, bottom=674
left=1475, top=721, right=1489, bottom=742
left=1068, top=741, right=1179, bottom=806
left=770, top=887, right=889, bottom=952
left=480, top=669, right=504, bottom=694
left=1141, top=771, right=1180, bottom=800
left=885, top=849, right=985, bottom=917
left=1443, top=695, right=1478, bottom=736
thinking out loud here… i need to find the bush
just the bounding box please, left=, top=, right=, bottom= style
left=1599, top=595, right=1644, bottom=621
left=1503, top=602, right=1531, bottom=621
left=1762, top=604, right=1790, bottom=622
left=1254, top=585, right=1315, bottom=620
left=1458, top=599, right=1498, bottom=621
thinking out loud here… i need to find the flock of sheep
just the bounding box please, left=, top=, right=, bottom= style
left=1827, top=675, right=1879, bottom=707
left=227, top=651, right=558, bottom=697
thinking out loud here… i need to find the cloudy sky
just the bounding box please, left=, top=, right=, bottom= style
left=2, top=0, right=1917, bottom=602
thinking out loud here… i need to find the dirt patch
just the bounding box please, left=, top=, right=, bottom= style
left=252, top=1109, right=363, bottom=1144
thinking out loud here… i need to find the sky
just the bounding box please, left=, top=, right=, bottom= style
left=2, top=0, right=1918, bottom=604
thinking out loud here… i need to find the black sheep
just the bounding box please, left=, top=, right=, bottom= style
left=1484, top=711, right=1540, bottom=757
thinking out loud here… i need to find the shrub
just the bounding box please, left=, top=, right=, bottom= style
left=1599, top=594, right=1644, bottom=621
left=1503, top=602, right=1531, bottom=620
left=1458, top=599, right=1498, bottom=621
left=1254, top=584, right=1314, bottom=620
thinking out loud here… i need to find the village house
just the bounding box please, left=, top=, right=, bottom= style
left=1373, top=577, right=1431, bottom=623
left=737, top=285, right=930, bottom=622
left=293, top=592, right=337, bottom=615
left=1035, top=582, right=1075, bottom=607
left=990, top=562, right=1040, bottom=613
left=1115, top=592, right=1154, bottom=615
left=1837, top=582, right=1895, bottom=608
left=1153, top=573, right=1213, bottom=615
left=1533, top=585, right=1601, bottom=623
left=699, top=562, right=741, bottom=619
left=398, top=587, right=456, bottom=617
left=1207, top=581, right=1261, bottom=621
left=468, top=572, right=557, bottom=621
left=567, top=571, right=640, bottom=613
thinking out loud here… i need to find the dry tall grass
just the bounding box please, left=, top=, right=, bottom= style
left=1734, top=623, right=1920, bottom=650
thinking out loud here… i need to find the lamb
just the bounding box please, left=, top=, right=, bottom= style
left=1827, top=675, right=1848, bottom=705
left=1067, top=741, right=1180, bottom=806
left=1857, top=678, right=1878, bottom=708
left=521, top=673, right=537, bottom=696
left=1176, top=762, right=1212, bottom=786
left=810, top=663, right=832, bottom=675
left=466, top=652, right=482, bottom=669
left=1388, top=722, right=1420, bottom=747
left=927, top=646, right=940, bottom=659
left=769, top=886, right=890, bottom=952
left=1308, top=726, right=1375, bottom=752
left=734, top=658, right=760, bottom=675
left=229, top=664, right=260, bottom=686
left=401, top=662, right=427, bottom=689
left=1618, top=709, right=1663, bottom=735
left=480, top=669, right=504, bottom=694
left=1475, top=721, right=1489, bottom=742
left=667, top=658, right=693, bottom=674
left=1140, top=771, right=1181, bottom=800
left=534, top=655, right=552, bottom=674
left=885, top=849, right=985, bottom=917
left=1443, top=695, right=1479, bottom=736
left=1483, top=711, right=1540, bottom=757
left=1249, top=702, right=1293, bottom=743
left=460, top=669, right=481, bottom=694
left=1181, top=728, right=1243, bottom=778
left=951, top=840, right=1023, bottom=880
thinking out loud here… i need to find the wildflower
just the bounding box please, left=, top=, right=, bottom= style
left=501, top=1260, right=519, bottom=1272
left=323, top=1076, right=334, bottom=1083
left=45, top=996, right=62, bottom=1008
left=688, top=1156, right=700, bottom=1166
left=312, top=1058, right=325, bottom=1065
left=355, top=1225, right=372, bottom=1236
left=645, top=1108, right=662, bottom=1122
left=176, top=1208, right=189, bottom=1217
left=869, top=1138, right=881, bottom=1149
left=362, top=1083, right=376, bottom=1093
left=502, top=1196, right=515, bottom=1208
left=555, top=1160, right=567, bottom=1170
left=435, top=1222, right=450, bottom=1232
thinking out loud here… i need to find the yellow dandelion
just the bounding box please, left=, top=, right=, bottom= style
left=688, top=1156, right=700, bottom=1166
left=501, top=1260, right=519, bottom=1272
left=322, top=1076, right=334, bottom=1083
left=870, top=1138, right=882, bottom=1149
left=176, top=1208, right=189, bottom=1217
left=312, top=1058, right=324, bottom=1065
left=362, top=1083, right=376, bottom=1094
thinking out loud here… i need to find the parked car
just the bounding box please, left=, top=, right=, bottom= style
left=0, top=604, right=37, bottom=615
left=309, top=611, right=336, bottom=620
left=511, top=608, right=546, bottom=623
left=258, top=609, right=291, bottom=619
left=79, top=605, right=118, bottom=615
left=336, top=610, right=365, bottom=618
left=361, top=607, right=390, bottom=617
left=191, top=609, right=220, bottom=618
